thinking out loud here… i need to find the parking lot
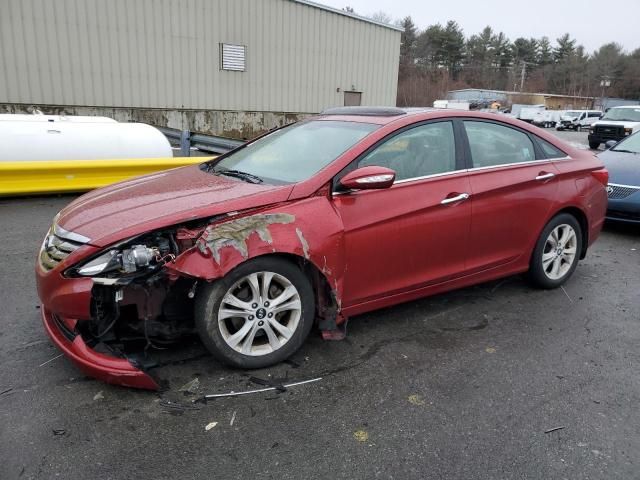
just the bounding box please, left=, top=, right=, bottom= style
left=1, top=130, right=639, bottom=479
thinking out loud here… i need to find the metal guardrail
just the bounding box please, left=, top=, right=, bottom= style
left=0, top=157, right=214, bottom=196
left=155, top=126, right=244, bottom=156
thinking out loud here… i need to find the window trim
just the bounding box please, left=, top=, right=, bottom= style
left=332, top=119, right=464, bottom=191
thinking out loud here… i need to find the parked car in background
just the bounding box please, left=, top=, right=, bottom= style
left=35, top=107, right=608, bottom=389
left=588, top=105, right=640, bottom=149
left=598, top=131, right=640, bottom=223
left=556, top=110, right=603, bottom=131
left=519, top=106, right=546, bottom=123
left=532, top=110, right=566, bottom=128
left=433, top=100, right=470, bottom=110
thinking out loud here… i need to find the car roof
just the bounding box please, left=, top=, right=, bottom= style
left=314, top=107, right=519, bottom=126
left=609, top=105, right=640, bottom=109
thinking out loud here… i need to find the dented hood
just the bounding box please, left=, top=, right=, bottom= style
left=57, top=164, right=294, bottom=247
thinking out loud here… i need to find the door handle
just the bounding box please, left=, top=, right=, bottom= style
left=535, top=172, right=555, bottom=181
left=440, top=193, right=470, bottom=205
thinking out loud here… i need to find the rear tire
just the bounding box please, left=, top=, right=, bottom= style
left=195, top=257, right=315, bottom=369
left=589, top=141, right=600, bottom=150
left=528, top=213, right=583, bottom=289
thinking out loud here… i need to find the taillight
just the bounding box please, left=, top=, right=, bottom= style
left=591, top=168, right=609, bottom=186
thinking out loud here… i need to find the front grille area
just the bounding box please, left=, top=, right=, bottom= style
left=595, top=125, right=625, bottom=140
left=607, top=184, right=640, bottom=200
left=39, top=230, right=85, bottom=271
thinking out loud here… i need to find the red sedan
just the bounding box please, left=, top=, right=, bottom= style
left=35, top=107, right=608, bottom=389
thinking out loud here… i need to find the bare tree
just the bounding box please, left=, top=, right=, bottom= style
left=369, top=11, right=393, bottom=24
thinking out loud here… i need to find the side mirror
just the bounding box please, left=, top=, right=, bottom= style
left=605, top=140, right=617, bottom=150
left=339, top=166, right=396, bottom=191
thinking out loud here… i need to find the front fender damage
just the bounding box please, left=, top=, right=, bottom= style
left=166, top=209, right=346, bottom=335
left=76, top=206, right=345, bottom=389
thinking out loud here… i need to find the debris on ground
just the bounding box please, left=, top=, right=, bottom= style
left=249, top=376, right=287, bottom=392
left=159, top=399, right=202, bottom=413
left=52, top=428, right=66, bottom=436
left=38, top=353, right=63, bottom=367
left=408, top=394, right=426, bottom=406
left=202, top=377, right=322, bottom=401
left=284, top=358, right=301, bottom=368
left=230, top=411, right=237, bottom=426
left=544, top=426, right=565, bottom=434
left=205, top=421, right=218, bottom=431
left=353, top=430, right=369, bottom=443
left=561, top=286, right=573, bottom=303
left=178, top=377, right=200, bottom=394
left=0, top=387, right=13, bottom=397
left=93, top=391, right=104, bottom=401
left=485, top=347, right=496, bottom=354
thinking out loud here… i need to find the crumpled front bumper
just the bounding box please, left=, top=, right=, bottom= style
left=41, top=306, right=159, bottom=390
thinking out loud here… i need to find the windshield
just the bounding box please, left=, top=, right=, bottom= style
left=602, top=108, right=640, bottom=122
left=206, top=120, right=379, bottom=183
left=612, top=132, right=640, bottom=154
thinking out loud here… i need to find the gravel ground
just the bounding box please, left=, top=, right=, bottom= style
left=1, top=129, right=638, bottom=480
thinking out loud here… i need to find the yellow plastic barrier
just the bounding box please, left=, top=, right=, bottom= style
left=0, top=157, right=214, bottom=196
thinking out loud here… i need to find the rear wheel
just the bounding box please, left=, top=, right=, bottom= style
left=589, top=141, right=600, bottom=149
left=528, top=214, right=582, bottom=289
left=195, top=257, right=315, bottom=368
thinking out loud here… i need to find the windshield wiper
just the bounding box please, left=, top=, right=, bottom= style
left=611, top=148, right=638, bottom=154
left=216, top=169, right=264, bottom=184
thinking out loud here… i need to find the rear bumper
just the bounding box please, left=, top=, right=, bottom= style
left=41, top=306, right=159, bottom=390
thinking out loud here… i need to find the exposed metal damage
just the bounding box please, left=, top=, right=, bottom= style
left=196, top=213, right=295, bottom=263
left=70, top=209, right=345, bottom=388
left=295, top=228, right=310, bottom=259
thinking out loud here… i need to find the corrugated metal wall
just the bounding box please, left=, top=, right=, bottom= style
left=0, top=0, right=401, bottom=112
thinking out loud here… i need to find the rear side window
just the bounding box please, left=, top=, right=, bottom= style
left=464, top=121, right=535, bottom=168
left=537, top=138, right=566, bottom=159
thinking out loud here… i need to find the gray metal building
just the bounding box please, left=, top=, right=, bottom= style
left=0, top=0, right=401, bottom=138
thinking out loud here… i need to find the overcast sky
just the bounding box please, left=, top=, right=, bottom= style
left=320, top=0, right=640, bottom=54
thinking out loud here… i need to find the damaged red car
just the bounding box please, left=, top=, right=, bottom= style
left=36, top=107, right=608, bottom=389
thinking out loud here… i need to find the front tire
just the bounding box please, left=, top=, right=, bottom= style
left=528, top=214, right=582, bottom=289
left=195, top=257, right=315, bottom=369
left=589, top=141, right=600, bottom=150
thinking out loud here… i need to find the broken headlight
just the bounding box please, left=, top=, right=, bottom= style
left=76, top=245, right=160, bottom=277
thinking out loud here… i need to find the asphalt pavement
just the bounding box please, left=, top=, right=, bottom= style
left=1, top=130, right=639, bottom=479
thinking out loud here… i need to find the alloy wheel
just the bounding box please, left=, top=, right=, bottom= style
left=217, top=271, right=302, bottom=356
left=541, top=224, right=578, bottom=280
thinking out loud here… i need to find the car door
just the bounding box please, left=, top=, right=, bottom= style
left=462, top=120, right=559, bottom=274
left=332, top=120, right=472, bottom=306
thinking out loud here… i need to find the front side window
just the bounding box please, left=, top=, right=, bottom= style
left=207, top=120, right=378, bottom=184
left=358, top=121, right=457, bottom=181
left=464, top=121, right=535, bottom=168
